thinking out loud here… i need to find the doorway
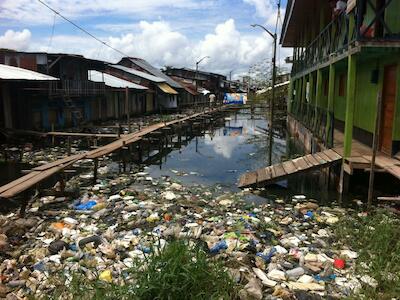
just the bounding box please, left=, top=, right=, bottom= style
left=379, top=64, right=397, bottom=155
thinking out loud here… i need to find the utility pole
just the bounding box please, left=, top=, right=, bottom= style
left=251, top=0, right=280, bottom=165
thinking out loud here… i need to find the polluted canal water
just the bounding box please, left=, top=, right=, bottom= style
left=0, top=108, right=390, bottom=299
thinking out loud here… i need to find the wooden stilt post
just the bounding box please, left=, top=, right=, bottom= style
left=368, top=91, right=383, bottom=209
left=67, top=136, right=71, bottom=155
left=19, top=191, right=29, bottom=217
left=125, top=87, right=131, bottom=133
left=19, top=147, right=23, bottom=162
left=60, top=171, right=66, bottom=194
left=51, top=123, right=55, bottom=145
left=138, top=142, right=143, bottom=163
left=122, top=141, right=127, bottom=172
left=93, top=158, right=98, bottom=184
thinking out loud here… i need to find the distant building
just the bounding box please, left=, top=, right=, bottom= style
left=163, top=67, right=230, bottom=104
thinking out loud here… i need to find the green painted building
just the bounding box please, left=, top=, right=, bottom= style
left=281, top=0, right=400, bottom=158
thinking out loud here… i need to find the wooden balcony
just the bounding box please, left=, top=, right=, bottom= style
left=291, top=0, right=400, bottom=77
left=49, top=80, right=106, bottom=97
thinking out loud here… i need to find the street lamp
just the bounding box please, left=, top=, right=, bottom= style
left=195, top=56, right=210, bottom=93
left=251, top=23, right=277, bottom=166
left=229, top=69, right=234, bottom=81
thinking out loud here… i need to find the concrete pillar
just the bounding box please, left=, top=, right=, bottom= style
left=1, top=83, right=13, bottom=128
left=343, top=55, right=357, bottom=157
left=326, top=64, right=336, bottom=146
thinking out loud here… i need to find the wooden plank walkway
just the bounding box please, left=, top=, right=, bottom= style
left=239, top=126, right=400, bottom=189
left=47, top=132, right=119, bottom=138
left=0, top=108, right=222, bottom=199
left=238, top=148, right=342, bottom=188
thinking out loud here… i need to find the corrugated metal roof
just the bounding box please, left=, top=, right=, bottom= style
left=128, top=58, right=182, bottom=89
left=157, top=83, right=178, bottom=95
left=110, top=65, right=165, bottom=83
left=170, top=76, right=198, bottom=95
left=89, top=70, right=148, bottom=90
left=0, top=64, right=58, bottom=81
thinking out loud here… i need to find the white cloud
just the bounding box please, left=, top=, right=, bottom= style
left=0, top=29, right=31, bottom=50
left=243, top=0, right=284, bottom=28
left=205, top=135, right=245, bottom=159
left=108, top=21, right=191, bottom=67
left=0, top=0, right=213, bottom=25
left=4, top=18, right=286, bottom=78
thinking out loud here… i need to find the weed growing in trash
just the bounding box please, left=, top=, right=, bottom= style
left=334, top=210, right=400, bottom=299
left=45, top=239, right=238, bottom=300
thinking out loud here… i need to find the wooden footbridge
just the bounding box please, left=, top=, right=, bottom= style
left=0, top=108, right=224, bottom=199
left=238, top=148, right=343, bottom=188
left=238, top=129, right=400, bottom=188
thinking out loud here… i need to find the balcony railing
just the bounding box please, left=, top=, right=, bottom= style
left=292, top=0, right=400, bottom=75
left=49, top=80, right=105, bottom=97
left=290, top=101, right=334, bottom=148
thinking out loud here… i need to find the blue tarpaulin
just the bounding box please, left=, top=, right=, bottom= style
left=223, top=93, right=247, bottom=105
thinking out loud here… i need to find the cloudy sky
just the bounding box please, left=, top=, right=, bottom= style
left=0, top=0, right=291, bottom=79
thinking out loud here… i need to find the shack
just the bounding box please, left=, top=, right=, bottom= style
left=107, top=64, right=177, bottom=112
left=88, top=70, right=148, bottom=119
left=117, top=58, right=180, bottom=110
left=0, top=50, right=107, bottom=129
left=0, top=64, right=58, bottom=130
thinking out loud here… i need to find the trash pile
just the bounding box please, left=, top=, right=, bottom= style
left=0, top=169, right=371, bottom=299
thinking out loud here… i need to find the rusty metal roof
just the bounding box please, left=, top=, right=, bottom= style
left=126, top=58, right=183, bottom=89
left=110, top=64, right=166, bottom=83
left=0, top=64, right=58, bottom=81
left=280, top=0, right=329, bottom=47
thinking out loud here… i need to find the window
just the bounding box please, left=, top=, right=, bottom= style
left=339, top=73, right=347, bottom=96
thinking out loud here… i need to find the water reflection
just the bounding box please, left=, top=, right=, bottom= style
left=147, top=109, right=286, bottom=188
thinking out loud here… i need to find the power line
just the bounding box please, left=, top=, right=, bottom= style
left=47, top=12, right=56, bottom=52
left=37, top=0, right=130, bottom=58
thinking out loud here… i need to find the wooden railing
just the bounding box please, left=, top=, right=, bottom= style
left=49, top=80, right=106, bottom=97
left=290, top=101, right=334, bottom=148
left=292, top=0, right=400, bottom=76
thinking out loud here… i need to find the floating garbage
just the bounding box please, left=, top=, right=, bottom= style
left=0, top=163, right=365, bottom=299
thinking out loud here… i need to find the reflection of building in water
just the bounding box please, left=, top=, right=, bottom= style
left=223, top=126, right=243, bottom=137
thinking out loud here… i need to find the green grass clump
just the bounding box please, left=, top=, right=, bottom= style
left=334, top=210, right=400, bottom=299
left=45, top=240, right=238, bottom=300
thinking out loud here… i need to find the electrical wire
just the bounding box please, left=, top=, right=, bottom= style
left=37, top=0, right=130, bottom=58
left=47, top=12, right=56, bottom=52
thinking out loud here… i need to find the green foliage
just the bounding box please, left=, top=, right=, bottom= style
left=334, top=210, right=400, bottom=299
left=44, top=240, right=238, bottom=300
